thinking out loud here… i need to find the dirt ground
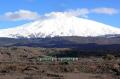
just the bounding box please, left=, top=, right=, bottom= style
left=0, top=47, right=120, bottom=79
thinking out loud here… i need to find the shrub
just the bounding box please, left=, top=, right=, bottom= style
left=103, top=54, right=115, bottom=60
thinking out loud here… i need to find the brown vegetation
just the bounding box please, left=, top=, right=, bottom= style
left=0, top=47, right=120, bottom=79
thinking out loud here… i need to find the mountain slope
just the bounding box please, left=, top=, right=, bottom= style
left=0, top=13, right=120, bottom=38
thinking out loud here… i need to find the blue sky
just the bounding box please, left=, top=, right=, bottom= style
left=0, top=0, right=120, bottom=29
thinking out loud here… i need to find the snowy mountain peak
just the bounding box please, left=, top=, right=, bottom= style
left=0, top=13, right=120, bottom=38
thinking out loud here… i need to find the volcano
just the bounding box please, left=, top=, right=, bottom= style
left=0, top=12, right=120, bottom=38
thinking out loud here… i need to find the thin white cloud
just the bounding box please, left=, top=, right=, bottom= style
left=91, top=8, right=119, bottom=15
left=63, top=8, right=119, bottom=18
left=43, top=9, right=89, bottom=20
left=44, top=8, right=89, bottom=18
left=65, top=8, right=89, bottom=18
left=0, top=8, right=119, bottom=21
left=3, top=9, right=40, bottom=21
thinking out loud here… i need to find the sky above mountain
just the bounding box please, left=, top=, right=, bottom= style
left=0, top=0, right=120, bottom=29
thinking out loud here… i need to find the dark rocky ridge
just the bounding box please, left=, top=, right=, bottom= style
left=0, top=36, right=120, bottom=50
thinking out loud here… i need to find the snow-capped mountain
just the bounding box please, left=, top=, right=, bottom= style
left=0, top=13, right=120, bottom=38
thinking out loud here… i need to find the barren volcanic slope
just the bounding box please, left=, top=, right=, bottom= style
left=0, top=13, right=120, bottom=38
